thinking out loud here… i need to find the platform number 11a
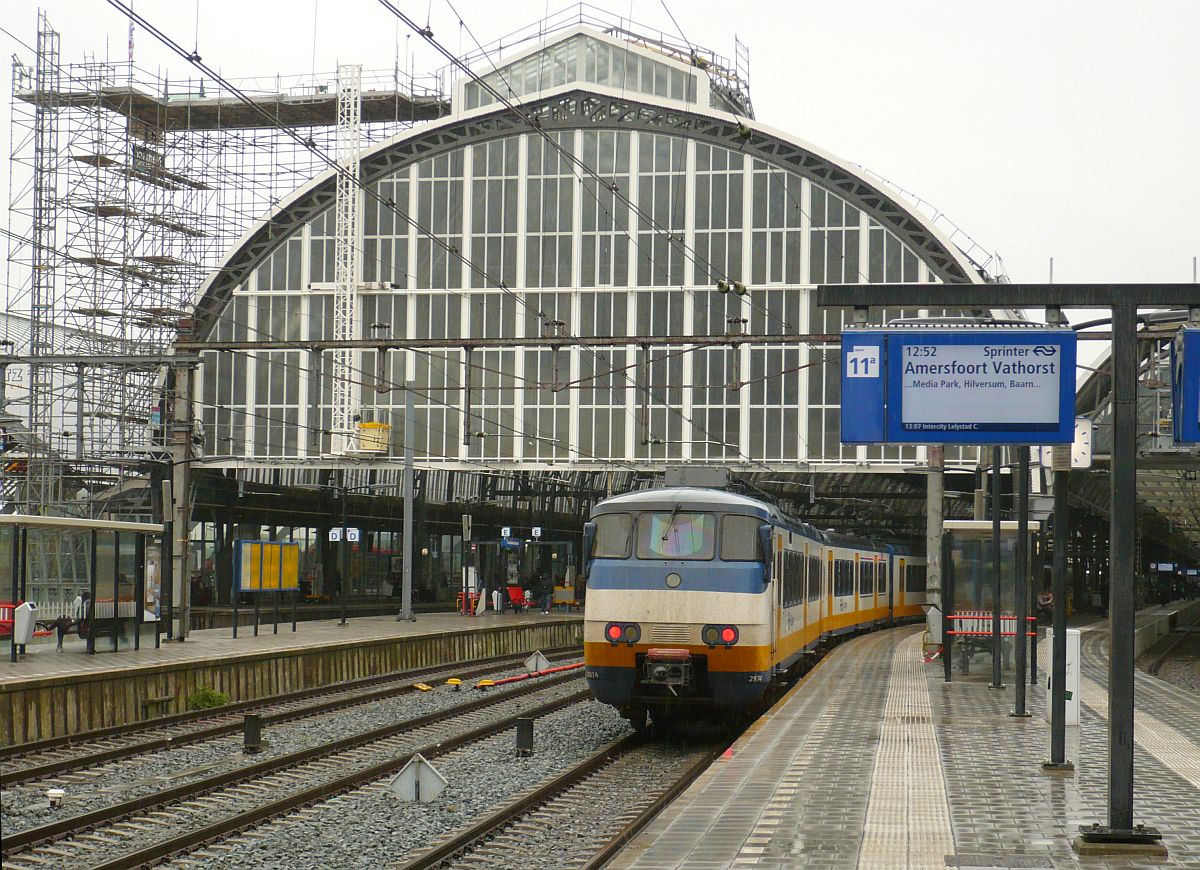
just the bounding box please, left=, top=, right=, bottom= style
left=845, top=345, right=880, bottom=379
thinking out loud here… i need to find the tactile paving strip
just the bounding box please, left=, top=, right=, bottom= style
left=858, top=632, right=954, bottom=869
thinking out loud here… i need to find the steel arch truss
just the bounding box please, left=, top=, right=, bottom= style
left=191, top=90, right=976, bottom=340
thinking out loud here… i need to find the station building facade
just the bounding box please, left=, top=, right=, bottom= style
left=191, top=27, right=994, bottom=485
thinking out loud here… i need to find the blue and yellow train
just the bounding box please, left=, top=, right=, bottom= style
left=581, top=487, right=927, bottom=728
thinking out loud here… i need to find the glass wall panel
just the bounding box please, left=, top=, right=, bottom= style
left=578, top=349, right=627, bottom=460
left=693, top=143, right=744, bottom=285
left=635, top=133, right=687, bottom=286
left=467, top=349, right=517, bottom=459
left=580, top=131, right=631, bottom=287
left=470, top=137, right=519, bottom=289
left=526, top=132, right=574, bottom=289
left=522, top=349, right=571, bottom=460
left=416, top=152, right=464, bottom=289
left=692, top=347, right=741, bottom=460
left=95, top=531, right=116, bottom=619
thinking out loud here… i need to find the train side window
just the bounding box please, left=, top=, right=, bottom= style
left=836, top=560, right=853, bottom=597
left=592, top=513, right=633, bottom=558
left=721, top=514, right=762, bottom=561
left=905, top=565, right=927, bottom=593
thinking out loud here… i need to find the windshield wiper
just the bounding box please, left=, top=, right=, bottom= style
left=661, top=503, right=681, bottom=543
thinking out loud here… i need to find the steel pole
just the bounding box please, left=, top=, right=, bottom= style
left=1047, top=466, right=1072, bottom=768
left=926, top=445, right=944, bottom=635
left=161, top=479, right=174, bottom=641
left=1108, top=303, right=1137, bottom=830
left=339, top=471, right=348, bottom=627
left=1012, top=447, right=1030, bottom=716
left=991, top=446, right=1004, bottom=689
left=400, top=382, right=415, bottom=621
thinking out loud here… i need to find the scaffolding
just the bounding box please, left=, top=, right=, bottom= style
left=2, top=11, right=447, bottom=516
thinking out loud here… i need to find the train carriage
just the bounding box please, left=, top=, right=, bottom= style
left=582, top=486, right=925, bottom=729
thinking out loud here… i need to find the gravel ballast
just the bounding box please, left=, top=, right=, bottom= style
left=173, top=700, right=634, bottom=870
left=0, top=661, right=581, bottom=835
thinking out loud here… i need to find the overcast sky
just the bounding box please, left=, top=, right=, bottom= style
left=4, top=0, right=1198, bottom=294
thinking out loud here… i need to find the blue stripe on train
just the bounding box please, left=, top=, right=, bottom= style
left=587, top=560, right=765, bottom=594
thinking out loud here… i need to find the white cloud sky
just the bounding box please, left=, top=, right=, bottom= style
left=4, top=0, right=1198, bottom=297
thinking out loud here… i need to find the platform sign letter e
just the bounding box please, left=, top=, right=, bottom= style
left=846, top=345, right=880, bottom=378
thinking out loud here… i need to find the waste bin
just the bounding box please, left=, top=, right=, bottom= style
left=13, top=601, right=37, bottom=645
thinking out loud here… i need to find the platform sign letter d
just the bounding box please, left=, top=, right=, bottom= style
left=846, top=345, right=880, bottom=378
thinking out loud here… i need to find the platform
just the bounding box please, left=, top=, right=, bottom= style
left=0, top=610, right=580, bottom=746
left=610, top=605, right=1200, bottom=869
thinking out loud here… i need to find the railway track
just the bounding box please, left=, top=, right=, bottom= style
left=398, top=732, right=726, bottom=870
left=0, top=648, right=575, bottom=786
left=1147, top=608, right=1200, bottom=676
left=1, top=670, right=587, bottom=869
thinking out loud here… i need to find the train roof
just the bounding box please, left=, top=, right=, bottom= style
left=594, top=487, right=778, bottom=520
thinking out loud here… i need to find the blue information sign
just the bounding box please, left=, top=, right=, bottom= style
left=1172, top=327, right=1200, bottom=444
left=841, top=327, right=1077, bottom=445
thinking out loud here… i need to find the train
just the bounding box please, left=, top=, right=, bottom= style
left=581, top=486, right=927, bottom=729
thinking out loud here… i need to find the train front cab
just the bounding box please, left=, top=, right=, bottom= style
left=581, top=496, right=778, bottom=718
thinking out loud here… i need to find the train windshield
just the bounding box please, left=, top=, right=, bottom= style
left=592, top=513, right=633, bottom=558
left=636, top=511, right=716, bottom=560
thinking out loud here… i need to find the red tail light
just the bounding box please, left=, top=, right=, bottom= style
left=702, top=624, right=740, bottom=647
left=604, top=622, right=641, bottom=645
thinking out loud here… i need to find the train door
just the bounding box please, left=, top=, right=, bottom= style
left=853, top=553, right=861, bottom=615
left=826, top=549, right=834, bottom=625
left=772, top=531, right=782, bottom=657
left=802, top=543, right=809, bottom=637
left=897, top=558, right=907, bottom=613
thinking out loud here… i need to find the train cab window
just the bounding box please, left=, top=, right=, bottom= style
left=592, top=513, right=633, bottom=558
left=637, top=511, right=716, bottom=560
left=720, top=515, right=762, bottom=561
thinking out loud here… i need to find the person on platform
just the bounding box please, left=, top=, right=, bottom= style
left=536, top=572, right=554, bottom=614
left=1036, top=589, right=1053, bottom=624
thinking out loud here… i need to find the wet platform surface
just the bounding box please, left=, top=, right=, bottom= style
left=610, top=607, right=1200, bottom=869
left=0, top=610, right=577, bottom=686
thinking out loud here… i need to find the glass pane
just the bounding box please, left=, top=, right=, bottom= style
left=593, top=513, right=632, bottom=558
left=637, top=512, right=716, bottom=560
left=721, top=515, right=762, bottom=561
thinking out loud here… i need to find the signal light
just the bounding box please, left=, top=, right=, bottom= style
left=604, top=622, right=640, bottom=645
left=702, top=624, right=739, bottom=648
